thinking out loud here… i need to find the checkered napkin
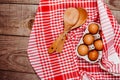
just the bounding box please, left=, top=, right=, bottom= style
left=97, top=0, right=120, bottom=76
left=27, top=0, right=120, bottom=80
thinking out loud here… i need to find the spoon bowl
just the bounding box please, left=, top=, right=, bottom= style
left=71, top=8, right=88, bottom=30
left=64, top=8, right=80, bottom=32
left=48, top=8, right=79, bottom=53
left=48, top=8, right=88, bottom=53
left=56, top=8, right=88, bottom=53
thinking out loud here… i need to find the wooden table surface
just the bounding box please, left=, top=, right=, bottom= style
left=0, top=0, right=120, bottom=80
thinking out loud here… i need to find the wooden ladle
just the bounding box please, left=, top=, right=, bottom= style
left=56, top=8, right=88, bottom=53
left=48, top=8, right=79, bottom=53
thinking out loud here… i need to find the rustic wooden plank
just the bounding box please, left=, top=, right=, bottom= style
left=111, top=10, right=120, bottom=23
left=0, top=0, right=119, bottom=10
left=0, top=4, right=37, bottom=36
left=0, top=3, right=120, bottom=37
left=0, top=0, right=39, bottom=5
left=110, top=10, right=120, bottom=24
left=0, top=0, right=120, bottom=9
left=0, top=35, right=35, bottom=73
left=105, top=0, right=120, bottom=10
left=0, top=70, right=40, bottom=80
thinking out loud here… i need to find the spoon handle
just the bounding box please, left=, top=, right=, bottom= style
left=56, top=30, right=71, bottom=53
left=48, top=35, right=61, bottom=53
left=48, top=39, right=58, bottom=54
left=48, top=32, right=66, bottom=53
left=56, top=33, right=66, bottom=53
left=48, top=32, right=67, bottom=53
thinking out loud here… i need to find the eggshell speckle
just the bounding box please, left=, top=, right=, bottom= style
left=77, top=44, right=89, bottom=56
left=88, top=50, right=99, bottom=61
left=94, top=39, right=103, bottom=51
left=88, top=23, right=99, bottom=34
left=83, top=34, right=94, bottom=45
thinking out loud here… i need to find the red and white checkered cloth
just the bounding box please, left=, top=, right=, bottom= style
left=27, top=0, right=120, bottom=80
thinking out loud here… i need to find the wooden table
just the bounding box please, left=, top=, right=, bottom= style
left=0, top=0, right=120, bottom=80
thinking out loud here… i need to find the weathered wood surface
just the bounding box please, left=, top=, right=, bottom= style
left=111, top=10, right=120, bottom=23
left=0, top=70, right=40, bottom=80
left=0, top=1, right=120, bottom=37
left=0, top=0, right=120, bottom=8
left=0, top=0, right=39, bottom=4
left=0, top=0, right=120, bottom=80
left=0, top=0, right=120, bottom=10
left=0, top=35, right=35, bottom=73
left=105, top=0, right=120, bottom=10
left=0, top=4, right=37, bottom=36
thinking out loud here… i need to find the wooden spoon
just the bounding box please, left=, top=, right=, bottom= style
left=48, top=8, right=79, bottom=53
left=56, top=33, right=66, bottom=53
left=70, top=8, right=88, bottom=30
left=56, top=8, right=81, bottom=53
left=56, top=8, right=88, bottom=53
left=63, top=8, right=79, bottom=32
left=48, top=34, right=63, bottom=53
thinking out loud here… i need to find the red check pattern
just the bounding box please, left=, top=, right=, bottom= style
left=97, top=0, right=120, bottom=76
left=27, top=0, right=120, bottom=80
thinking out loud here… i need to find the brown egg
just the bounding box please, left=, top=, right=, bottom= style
left=88, top=50, right=99, bottom=61
left=83, top=34, right=94, bottom=45
left=77, top=44, right=89, bottom=56
left=94, top=39, right=103, bottom=51
left=88, top=23, right=99, bottom=34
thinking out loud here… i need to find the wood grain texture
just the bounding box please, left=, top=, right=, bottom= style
left=0, top=0, right=120, bottom=80
left=0, top=0, right=39, bottom=4
left=0, top=4, right=37, bottom=36
left=105, top=0, right=120, bottom=10
left=0, top=1, right=120, bottom=37
left=0, top=70, right=40, bottom=80
left=0, top=0, right=119, bottom=10
left=111, top=10, right=120, bottom=23
left=0, top=35, right=35, bottom=73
